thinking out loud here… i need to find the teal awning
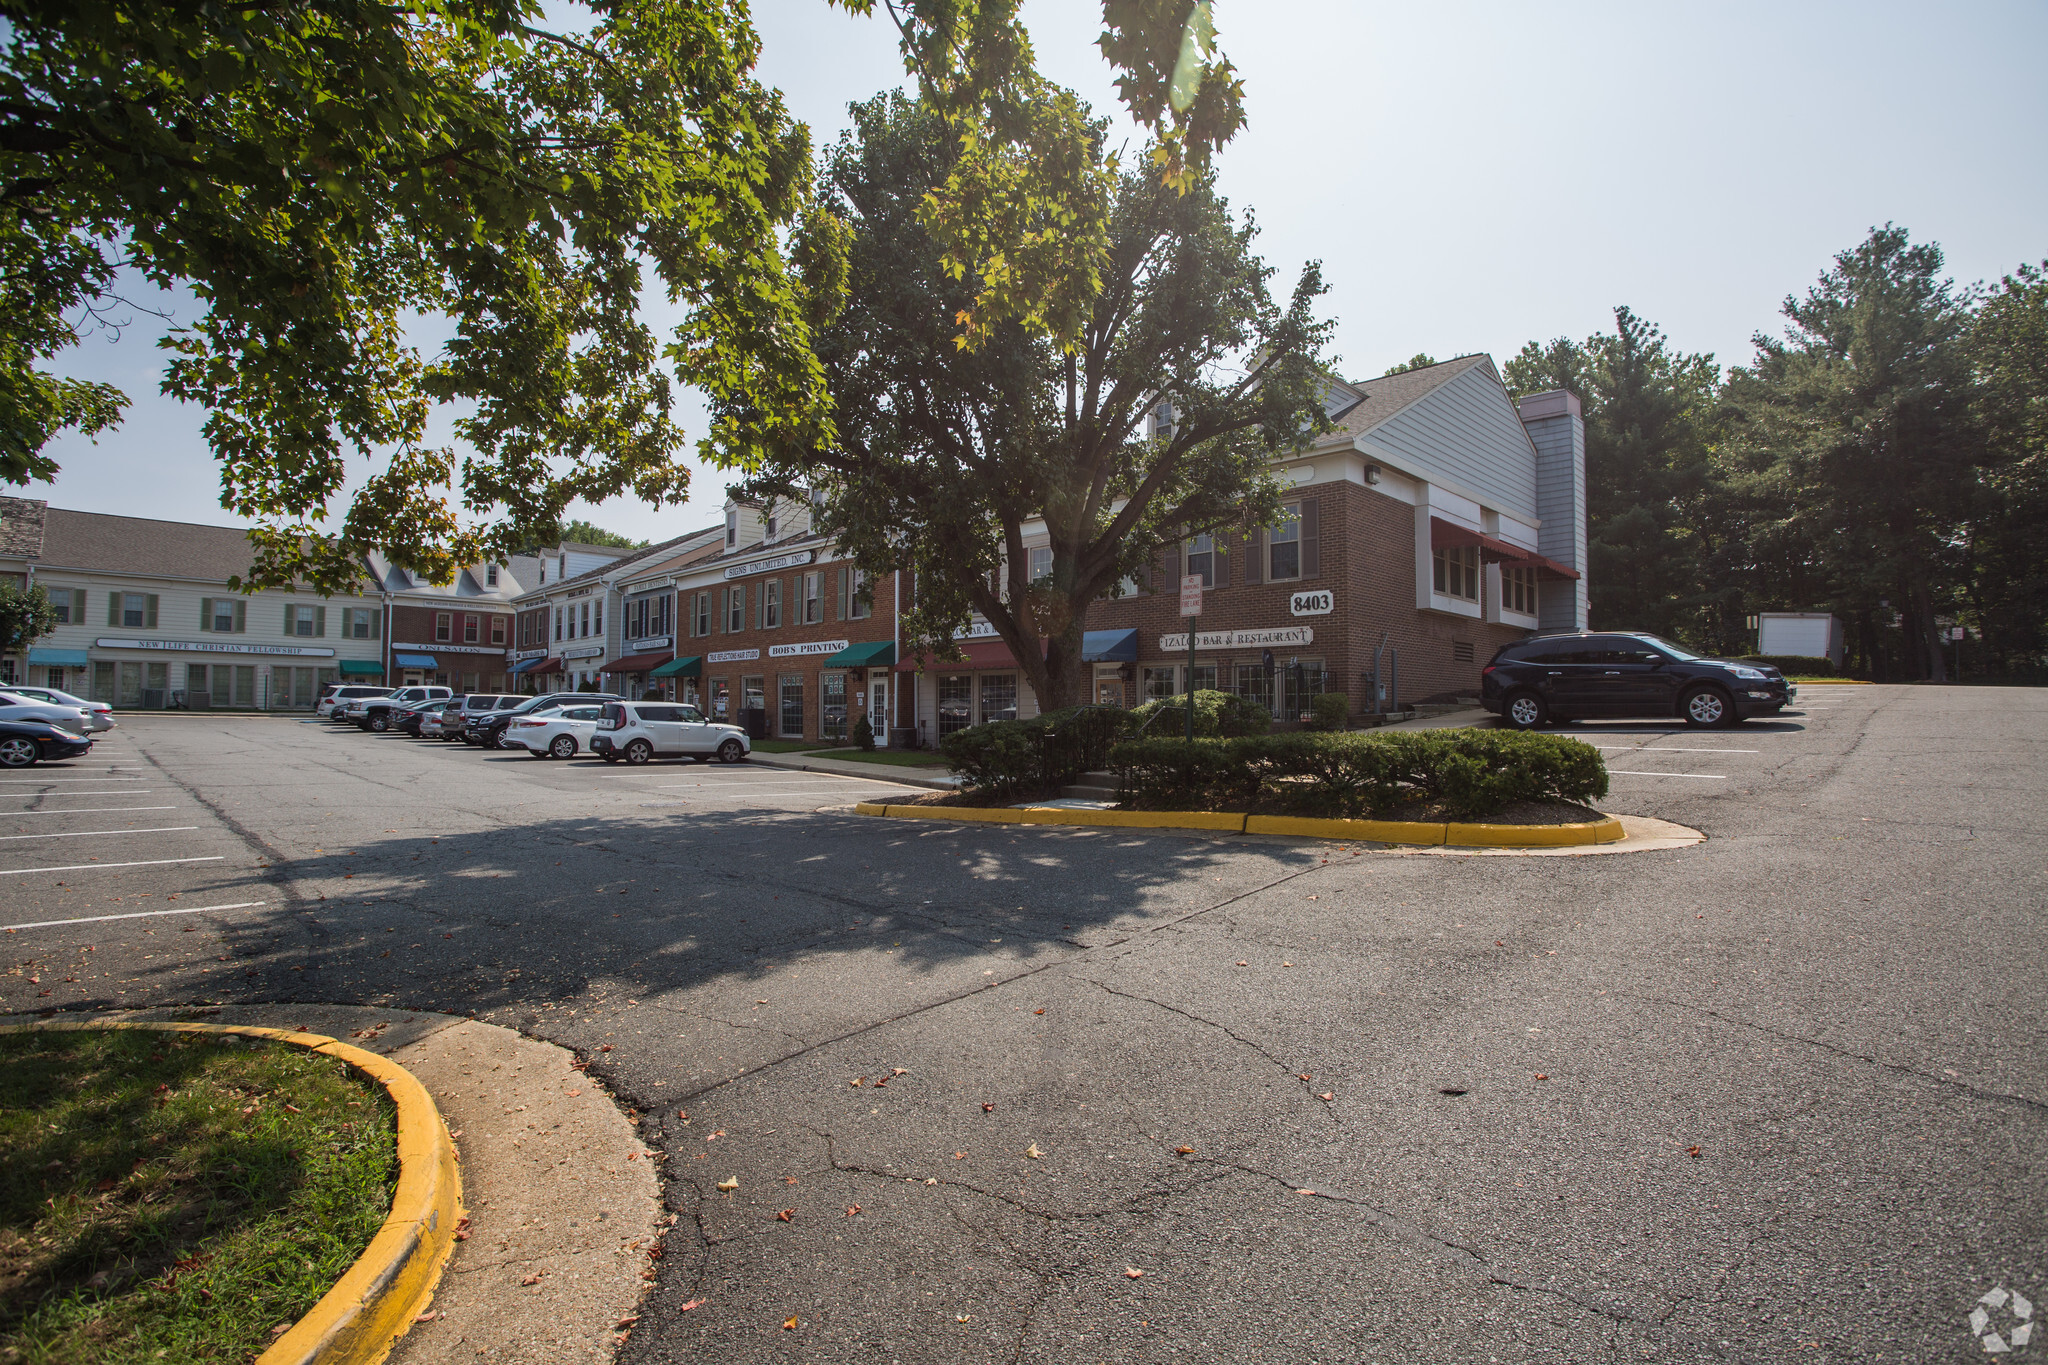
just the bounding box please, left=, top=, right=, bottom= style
left=27, top=648, right=90, bottom=667
left=823, top=641, right=895, bottom=668
left=650, top=655, right=702, bottom=678
left=337, top=659, right=385, bottom=677
left=394, top=653, right=437, bottom=668
left=1081, top=629, right=1137, bottom=663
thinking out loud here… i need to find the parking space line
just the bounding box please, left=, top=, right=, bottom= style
left=1606, top=770, right=1727, bottom=779
left=3, top=900, right=270, bottom=932
left=0, top=777, right=145, bottom=783
left=0, top=826, right=198, bottom=842
left=0, top=806, right=177, bottom=816
left=0, top=856, right=224, bottom=876
left=0, top=791, right=154, bottom=798
left=1594, top=745, right=1758, bottom=753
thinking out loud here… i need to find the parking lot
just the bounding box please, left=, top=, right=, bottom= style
left=4, top=686, right=2043, bottom=1363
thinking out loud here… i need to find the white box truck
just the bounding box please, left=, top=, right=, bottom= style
left=1757, top=613, right=1843, bottom=667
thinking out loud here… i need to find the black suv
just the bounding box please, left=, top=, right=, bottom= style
left=1481, top=632, right=1794, bottom=729
left=467, top=691, right=622, bottom=748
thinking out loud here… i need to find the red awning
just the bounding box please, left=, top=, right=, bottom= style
left=527, top=657, right=565, bottom=676
left=894, top=638, right=1043, bottom=672
left=1430, top=516, right=1579, bottom=578
left=601, top=651, right=674, bottom=674
left=1526, top=553, right=1581, bottom=581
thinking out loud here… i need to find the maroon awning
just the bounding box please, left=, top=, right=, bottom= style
left=1431, top=516, right=1578, bottom=578
left=601, top=651, right=674, bottom=674
left=527, top=657, right=565, bottom=676
left=894, top=638, right=1044, bottom=672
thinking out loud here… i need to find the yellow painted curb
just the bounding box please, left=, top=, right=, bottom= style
left=857, top=803, right=1626, bottom=847
left=1795, top=679, right=1872, bottom=685
left=0, top=1020, right=461, bottom=1365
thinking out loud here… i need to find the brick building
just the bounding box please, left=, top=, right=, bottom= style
left=362, top=551, right=535, bottom=692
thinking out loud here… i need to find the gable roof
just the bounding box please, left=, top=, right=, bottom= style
left=516, top=523, right=724, bottom=601
left=1322, top=355, right=1495, bottom=444
left=34, top=506, right=296, bottom=583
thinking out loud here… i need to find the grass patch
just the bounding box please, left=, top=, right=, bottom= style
left=0, top=1028, right=397, bottom=1364
left=803, top=747, right=952, bottom=768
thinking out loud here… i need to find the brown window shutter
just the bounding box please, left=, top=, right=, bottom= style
left=1244, top=529, right=1264, bottom=585
left=370, top=608, right=381, bottom=640
left=108, top=593, right=120, bottom=626
left=72, top=589, right=85, bottom=625
left=1162, top=545, right=1181, bottom=590
left=200, top=597, right=213, bottom=632
left=145, top=594, right=159, bottom=629
left=1301, top=500, right=1320, bottom=578
left=314, top=606, right=327, bottom=637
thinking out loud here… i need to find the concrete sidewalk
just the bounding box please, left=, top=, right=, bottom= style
left=747, top=747, right=960, bottom=790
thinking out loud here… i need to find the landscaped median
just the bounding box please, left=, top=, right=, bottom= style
left=0, top=1019, right=460, bottom=1365
left=852, top=800, right=1626, bottom=847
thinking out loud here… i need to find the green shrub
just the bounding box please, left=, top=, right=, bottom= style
left=1129, top=689, right=1269, bottom=738
left=1038, top=704, right=1129, bottom=777
left=851, top=712, right=876, bottom=751
left=1108, top=728, right=1608, bottom=820
left=1308, top=692, right=1349, bottom=731
left=940, top=704, right=1134, bottom=797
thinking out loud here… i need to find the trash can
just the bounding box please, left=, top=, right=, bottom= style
left=740, top=706, right=769, bottom=740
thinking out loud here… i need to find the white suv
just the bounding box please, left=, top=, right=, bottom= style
left=320, top=684, right=393, bottom=719
left=591, top=702, right=750, bottom=765
left=339, top=685, right=452, bottom=731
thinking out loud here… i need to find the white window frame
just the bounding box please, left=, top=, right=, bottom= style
left=1185, top=532, right=1215, bottom=588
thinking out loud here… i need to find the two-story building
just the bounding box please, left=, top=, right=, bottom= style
left=510, top=531, right=719, bottom=693
left=0, top=498, right=386, bottom=708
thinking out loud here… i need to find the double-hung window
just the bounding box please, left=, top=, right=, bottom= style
left=1028, top=546, right=1053, bottom=585
left=847, top=568, right=872, bottom=620
left=463, top=614, right=480, bottom=643
left=435, top=612, right=453, bottom=642
left=205, top=598, right=240, bottom=633
left=1501, top=564, right=1537, bottom=616
left=490, top=615, right=506, bottom=645
left=726, top=586, right=745, bottom=633
left=694, top=592, right=711, bottom=637
left=762, top=578, right=782, bottom=629
left=343, top=607, right=377, bottom=640
left=800, top=572, right=823, bottom=625
left=1433, top=543, right=1479, bottom=602
left=1267, top=507, right=1301, bottom=581
left=286, top=604, right=324, bottom=637
left=1185, top=533, right=1215, bottom=587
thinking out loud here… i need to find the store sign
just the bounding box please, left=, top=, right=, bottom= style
left=957, top=620, right=999, bottom=639
left=768, top=638, right=849, bottom=659
left=562, top=644, right=605, bottom=660
left=513, top=648, right=548, bottom=661
left=707, top=648, right=760, bottom=663
left=627, top=635, right=672, bottom=652
left=1156, top=626, right=1313, bottom=653
left=723, top=549, right=814, bottom=580
left=1289, top=589, right=1335, bottom=617
left=95, top=636, right=335, bottom=658
left=392, top=641, right=503, bottom=655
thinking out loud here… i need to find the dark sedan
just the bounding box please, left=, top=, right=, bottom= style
left=0, top=718, right=95, bottom=768
left=1482, top=631, right=1795, bottom=729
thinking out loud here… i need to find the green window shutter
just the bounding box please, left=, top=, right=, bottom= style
left=145, top=594, right=159, bottom=629
left=370, top=607, right=381, bottom=640
left=71, top=589, right=85, bottom=624
left=200, top=597, right=214, bottom=632
left=837, top=566, right=848, bottom=621
left=108, top=592, right=120, bottom=626
left=314, top=606, right=326, bottom=637
left=233, top=600, right=246, bottom=633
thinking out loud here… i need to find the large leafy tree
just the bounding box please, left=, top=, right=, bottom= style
left=728, top=92, right=1332, bottom=713
left=0, top=580, right=60, bottom=660
left=1964, top=262, right=2048, bottom=674
left=1720, top=226, right=1980, bottom=680
left=1504, top=307, right=1721, bottom=641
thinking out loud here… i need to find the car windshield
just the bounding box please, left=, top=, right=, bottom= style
left=1634, top=634, right=1705, bottom=661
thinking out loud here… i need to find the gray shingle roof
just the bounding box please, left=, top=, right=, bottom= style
left=1324, top=354, right=1494, bottom=443
left=34, top=506, right=277, bottom=582
left=0, top=496, right=48, bottom=560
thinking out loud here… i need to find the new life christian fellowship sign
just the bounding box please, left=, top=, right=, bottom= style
left=1157, top=625, right=1314, bottom=653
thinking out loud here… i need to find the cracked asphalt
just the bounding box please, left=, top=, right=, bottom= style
left=1, top=685, right=2041, bottom=1363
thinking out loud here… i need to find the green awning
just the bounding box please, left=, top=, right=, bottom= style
left=823, top=640, right=895, bottom=668
left=337, top=659, right=385, bottom=677
left=650, top=654, right=702, bottom=678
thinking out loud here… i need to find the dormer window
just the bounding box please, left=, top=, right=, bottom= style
left=538, top=561, right=545, bottom=583
left=726, top=509, right=738, bottom=547
left=765, top=509, right=779, bottom=538
left=485, top=564, right=499, bottom=587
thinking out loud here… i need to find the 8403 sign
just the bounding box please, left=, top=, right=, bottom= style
left=1289, top=589, right=1334, bottom=617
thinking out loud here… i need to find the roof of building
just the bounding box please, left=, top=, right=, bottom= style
left=32, top=506, right=298, bottom=583
left=0, top=496, right=47, bottom=560
left=1324, top=354, right=1496, bottom=443
left=516, top=523, right=723, bottom=601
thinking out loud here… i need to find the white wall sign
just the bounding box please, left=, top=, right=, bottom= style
left=707, top=648, right=760, bottom=663
left=768, top=639, right=849, bottom=659
left=722, top=549, right=814, bottom=580
left=1179, top=574, right=1205, bottom=618
left=95, top=637, right=336, bottom=658
left=1289, top=589, right=1335, bottom=617
left=957, top=620, right=999, bottom=639
left=512, top=648, right=548, bottom=661
left=627, top=636, right=672, bottom=652
left=562, top=645, right=605, bottom=660
left=393, top=641, right=503, bottom=655
left=1157, top=626, right=1313, bottom=653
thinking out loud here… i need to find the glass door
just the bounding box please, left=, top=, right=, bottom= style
left=778, top=674, right=805, bottom=738
left=869, top=678, right=888, bottom=746
left=820, top=672, right=847, bottom=744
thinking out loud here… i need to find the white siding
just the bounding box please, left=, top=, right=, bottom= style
left=1363, top=365, right=1541, bottom=522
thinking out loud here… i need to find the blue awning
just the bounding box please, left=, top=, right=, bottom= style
left=27, top=648, right=90, bottom=667
left=509, top=657, right=547, bottom=674
left=1081, top=629, right=1138, bottom=663
left=394, top=653, right=437, bottom=669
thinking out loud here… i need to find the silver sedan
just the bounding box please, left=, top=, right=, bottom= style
left=1, top=685, right=115, bottom=732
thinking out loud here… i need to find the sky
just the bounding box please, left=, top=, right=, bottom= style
left=32, top=0, right=2048, bottom=543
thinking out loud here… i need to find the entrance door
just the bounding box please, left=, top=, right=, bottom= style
left=869, top=678, right=888, bottom=746
left=820, top=672, right=847, bottom=744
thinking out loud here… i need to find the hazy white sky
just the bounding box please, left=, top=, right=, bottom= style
left=34, top=0, right=2048, bottom=543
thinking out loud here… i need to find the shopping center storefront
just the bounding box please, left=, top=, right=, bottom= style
left=66, top=637, right=382, bottom=709
left=600, top=647, right=676, bottom=701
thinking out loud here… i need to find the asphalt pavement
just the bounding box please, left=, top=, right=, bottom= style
left=2, top=689, right=2041, bottom=1364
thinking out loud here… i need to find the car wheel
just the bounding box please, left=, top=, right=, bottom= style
left=624, top=739, right=654, bottom=765
left=549, top=735, right=577, bottom=759
left=1682, top=686, right=1732, bottom=727
left=0, top=736, right=38, bottom=768
left=1501, top=691, right=1548, bottom=730
left=368, top=712, right=389, bottom=732
left=717, top=739, right=746, bottom=764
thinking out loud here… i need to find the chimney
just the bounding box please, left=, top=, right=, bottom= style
left=1517, top=390, right=1589, bottom=631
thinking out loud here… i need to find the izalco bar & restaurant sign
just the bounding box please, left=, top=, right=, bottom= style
left=1156, top=626, right=1314, bottom=653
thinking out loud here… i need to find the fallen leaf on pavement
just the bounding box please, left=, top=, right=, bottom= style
left=783, top=1176, right=798, bottom=1185
left=521, top=1275, right=541, bottom=1286
left=954, top=1152, right=966, bottom=1159
left=777, top=1209, right=794, bottom=1221
left=845, top=1204, right=861, bottom=1217
left=678, top=1299, right=704, bottom=1312
left=1034, top=1008, right=1045, bottom=1015
left=892, top=1067, right=908, bottom=1075
left=716, top=1176, right=739, bottom=1192
left=1496, top=940, right=1505, bottom=947
left=1686, top=1145, right=1702, bottom=1158
left=615, top=1315, right=640, bottom=1328
left=567, top=1089, right=582, bottom=1097
left=1318, top=1092, right=1335, bottom=1102
left=1282, top=961, right=1294, bottom=967
left=981, top=1102, right=994, bottom=1112
left=1298, top=1073, right=1311, bottom=1082
left=1124, top=1267, right=1144, bottom=1279
left=1236, top=961, right=1247, bottom=967
left=1296, top=1188, right=1315, bottom=1196
left=1024, top=1144, right=1043, bottom=1159
left=850, top=1077, right=864, bottom=1087
left=1535, top=1073, right=1549, bottom=1081
left=783, top=1316, right=799, bottom=1330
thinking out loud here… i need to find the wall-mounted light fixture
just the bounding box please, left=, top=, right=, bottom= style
left=1364, top=464, right=1381, bottom=485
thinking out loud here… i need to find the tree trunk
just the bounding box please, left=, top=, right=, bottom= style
left=1037, top=625, right=1090, bottom=713
left=1907, top=580, right=1948, bottom=682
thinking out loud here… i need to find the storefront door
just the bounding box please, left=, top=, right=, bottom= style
left=869, top=678, right=888, bottom=745
left=820, top=672, right=847, bottom=744
left=778, top=674, right=805, bottom=739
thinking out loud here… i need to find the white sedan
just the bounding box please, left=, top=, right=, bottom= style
left=1, top=685, right=115, bottom=732
left=500, top=704, right=608, bottom=759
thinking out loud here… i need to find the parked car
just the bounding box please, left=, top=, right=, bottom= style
left=591, top=701, right=750, bottom=765
left=500, top=704, right=609, bottom=759
left=468, top=692, right=621, bottom=749
left=397, top=699, right=458, bottom=737
left=0, top=690, right=93, bottom=735
left=418, top=704, right=466, bottom=740
left=1482, top=631, right=1795, bottom=729
left=1, top=685, right=116, bottom=732
left=450, top=694, right=526, bottom=746
left=339, top=685, right=453, bottom=731
left=319, top=684, right=393, bottom=718
left=0, top=718, right=94, bottom=768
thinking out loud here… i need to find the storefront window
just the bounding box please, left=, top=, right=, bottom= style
left=1281, top=659, right=1326, bottom=721
left=979, top=673, right=1018, bottom=724
left=742, top=674, right=765, bottom=716
left=1433, top=543, right=1479, bottom=601
left=821, top=672, right=847, bottom=743
left=1234, top=662, right=1273, bottom=714
left=711, top=677, right=730, bottom=719
left=1142, top=666, right=1178, bottom=701
left=778, top=674, right=805, bottom=737
left=1188, top=663, right=1217, bottom=692
left=937, top=674, right=972, bottom=735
